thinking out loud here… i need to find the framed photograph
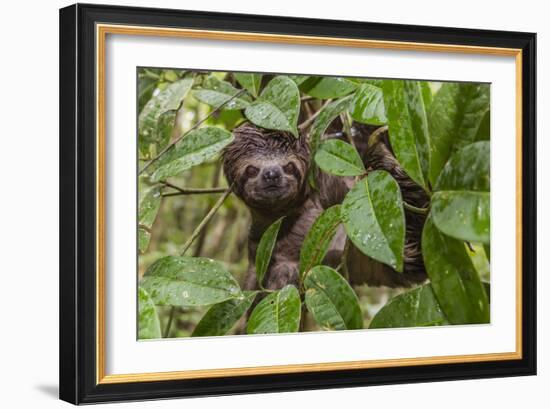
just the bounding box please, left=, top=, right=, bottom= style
left=59, top=3, right=536, bottom=404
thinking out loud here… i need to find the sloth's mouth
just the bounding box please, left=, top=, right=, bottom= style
left=264, top=184, right=282, bottom=191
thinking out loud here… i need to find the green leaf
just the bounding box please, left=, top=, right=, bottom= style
left=140, top=256, right=242, bottom=307
left=149, top=126, right=233, bottom=182
left=247, top=285, right=301, bottom=334
left=422, top=216, right=490, bottom=324
left=138, top=287, right=162, bottom=339
left=139, top=76, right=194, bottom=156
left=349, top=83, right=387, bottom=125
left=193, top=76, right=251, bottom=110
left=138, top=228, right=151, bottom=254
left=255, top=217, right=284, bottom=286
left=369, top=284, right=448, bottom=329
left=420, top=81, right=433, bottom=110
left=288, top=75, right=310, bottom=86
left=300, top=76, right=358, bottom=99
left=304, top=266, right=362, bottom=330
left=234, top=73, right=263, bottom=97
left=382, top=80, right=431, bottom=189
left=138, top=75, right=158, bottom=114
left=192, top=291, right=258, bottom=337
left=245, top=76, right=300, bottom=137
left=314, top=139, right=366, bottom=176
left=299, top=205, right=342, bottom=277
left=309, top=96, right=353, bottom=154
left=138, top=185, right=162, bottom=253
left=341, top=171, right=405, bottom=271
left=476, top=110, right=490, bottom=141
left=432, top=141, right=490, bottom=244
left=428, top=83, right=490, bottom=185
left=139, top=185, right=162, bottom=227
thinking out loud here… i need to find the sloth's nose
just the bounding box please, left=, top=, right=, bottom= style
left=262, top=166, right=282, bottom=182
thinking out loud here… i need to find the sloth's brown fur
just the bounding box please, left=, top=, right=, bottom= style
left=222, top=122, right=428, bottom=290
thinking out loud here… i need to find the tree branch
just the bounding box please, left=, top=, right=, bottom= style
left=139, top=89, right=247, bottom=176
left=180, top=186, right=233, bottom=256
left=160, top=181, right=228, bottom=196
left=298, top=99, right=332, bottom=131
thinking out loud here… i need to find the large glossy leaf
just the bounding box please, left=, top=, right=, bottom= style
left=432, top=141, right=490, bottom=244
left=369, top=284, right=448, bottom=329
left=247, top=285, right=301, bottom=334
left=299, top=205, right=342, bottom=276
left=245, top=76, right=300, bottom=137
left=234, top=73, right=263, bottom=97
left=138, top=228, right=151, bottom=254
left=382, top=80, right=430, bottom=189
left=140, top=256, right=242, bottom=307
left=139, top=76, right=194, bottom=156
left=288, top=75, right=309, bottom=86
left=300, top=76, right=358, bottom=99
left=149, top=126, right=233, bottom=182
left=422, top=216, right=490, bottom=324
left=192, top=291, right=258, bottom=337
left=309, top=96, right=352, bottom=153
left=193, top=76, right=251, bottom=110
left=314, top=139, right=366, bottom=176
left=428, top=83, right=490, bottom=185
left=138, top=287, right=162, bottom=339
left=256, top=217, right=284, bottom=286
left=341, top=171, right=405, bottom=271
left=350, top=83, right=387, bottom=125
left=304, top=266, right=362, bottom=330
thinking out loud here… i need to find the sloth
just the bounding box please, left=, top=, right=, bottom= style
left=222, top=122, right=429, bottom=290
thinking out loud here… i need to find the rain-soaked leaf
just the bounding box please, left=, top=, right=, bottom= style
left=140, top=256, right=242, bottom=307
left=428, top=83, right=490, bottom=185
left=193, top=75, right=251, bottom=110
left=422, top=216, right=490, bottom=324
left=341, top=171, right=405, bottom=271
left=138, top=287, right=162, bottom=339
left=245, top=76, right=300, bottom=137
left=382, top=80, right=431, bottom=189
left=309, top=96, right=352, bottom=154
left=432, top=141, right=490, bottom=244
left=300, top=76, right=358, bottom=99
left=369, top=284, right=449, bottom=329
left=299, top=205, right=342, bottom=277
left=138, top=228, right=151, bottom=254
left=314, top=139, right=366, bottom=176
left=139, top=76, right=194, bottom=156
left=192, top=291, right=258, bottom=337
left=234, top=73, right=263, bottom=97
left=138, top=185, right=162, bottom=253
left=289, top=75, right=310, bottom=86
left=247, top=285, right=301, bottom=334
left=350, top=83, right=387, bottom=125
left=149, top=126, right=233, bottom=182
left=304, top=266, right=362, bottom=330
left=138, top=75, right=158, bottom=114
left=256, top=217, right=284, bottom=286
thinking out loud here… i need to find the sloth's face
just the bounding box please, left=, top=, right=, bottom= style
left=222, top=123, right=310, bottom=210
left=238, top=156, right=303, bottom=208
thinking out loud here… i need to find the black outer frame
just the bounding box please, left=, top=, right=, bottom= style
left=59, top=3, right=537, bottom=404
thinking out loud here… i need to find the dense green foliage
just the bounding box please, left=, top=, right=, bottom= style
left=137, top=69, right=490, bottom=338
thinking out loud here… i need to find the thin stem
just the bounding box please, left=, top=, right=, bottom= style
left=139, top=89, right=247, bottom=175
left=340, top=112, right=356, bottom=147
left=298, top=99, right=332, bottom=131
left=180, top=186, right=233, bottom=256
left=403, top=201, right=429, bottom=215
left=160, top=181, right=228, bottom=196
left=163, top=307, right=176, bottom=338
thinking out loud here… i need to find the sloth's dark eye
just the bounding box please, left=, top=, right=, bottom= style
left=283, top=162, right=297, bottom=175
left=245, top=165, right=259, bottom=178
